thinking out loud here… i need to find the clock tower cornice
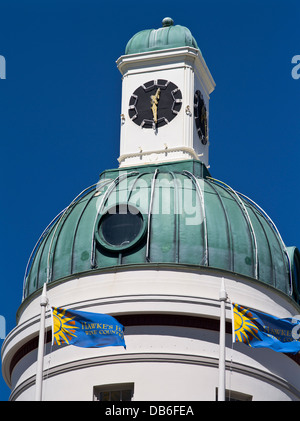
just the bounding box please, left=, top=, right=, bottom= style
left=116, top=46, right=215, bottom=98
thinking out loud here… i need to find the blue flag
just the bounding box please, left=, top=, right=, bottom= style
left=232, top=303, right=300, bottom=354
left=52, top=307, right=126, bottom=349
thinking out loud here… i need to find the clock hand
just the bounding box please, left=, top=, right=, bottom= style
left=150, top=88, right=160, bottom=124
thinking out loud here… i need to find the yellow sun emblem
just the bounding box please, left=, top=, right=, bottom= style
left=52, top=307, right=79, bottom=346
left=233, top=304, right=260, bottom=345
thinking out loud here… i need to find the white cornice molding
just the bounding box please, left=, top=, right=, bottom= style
left=118, top=146, right=201, bottom=166
left=9, top=351, right=300, bottom=401
left=116, top=46, right=215, bottom=96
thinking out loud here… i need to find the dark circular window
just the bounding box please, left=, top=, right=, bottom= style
left=96, top=204, right=146, bottom=251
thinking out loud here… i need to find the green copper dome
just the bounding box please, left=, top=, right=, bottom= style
left=23, top=160, right=300, bottom=304
left=125, top=18, right=200, bottom=55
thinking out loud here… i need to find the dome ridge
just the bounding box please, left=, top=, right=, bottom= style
left=125, top=18, right=200, bottom=55
left=22, top=160, right=299, bottom=304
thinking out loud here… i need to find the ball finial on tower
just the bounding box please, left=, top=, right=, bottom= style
left=162, top=17, right=174, bottom=27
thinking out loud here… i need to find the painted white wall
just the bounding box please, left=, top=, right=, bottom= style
left=3, top=268, right=300, bottom=401
left=8, top=325, right=300, bottom=401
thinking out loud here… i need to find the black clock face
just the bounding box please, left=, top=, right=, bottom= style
left=194, top=90, right=208, bottom=145
left=128, top=79, right=182, bottom=129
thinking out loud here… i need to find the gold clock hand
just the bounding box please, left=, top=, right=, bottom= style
left=150, top=88, right=160, bottom=124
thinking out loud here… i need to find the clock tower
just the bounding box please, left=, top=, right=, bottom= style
left=116, top=18, right=215, bottom=168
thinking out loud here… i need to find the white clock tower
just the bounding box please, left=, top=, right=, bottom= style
left=117, top=17, right=215, bottom=168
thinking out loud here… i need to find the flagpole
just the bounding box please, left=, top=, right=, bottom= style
left=218, top=277, right=227, bottom=401
left=35, top=283, right=48, bottom=401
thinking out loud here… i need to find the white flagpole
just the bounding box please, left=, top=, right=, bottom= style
left=218, top=277, right=227, bottom=401
left=35, top=283, right=48, bottom=401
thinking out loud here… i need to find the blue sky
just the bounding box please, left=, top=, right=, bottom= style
left=1, top=0, right=300, bottom=400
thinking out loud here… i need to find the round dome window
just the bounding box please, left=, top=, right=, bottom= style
left=96, top=203, right=147, bottom=251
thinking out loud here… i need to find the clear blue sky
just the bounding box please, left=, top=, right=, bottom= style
left=1, top=0, right=300, bottom=400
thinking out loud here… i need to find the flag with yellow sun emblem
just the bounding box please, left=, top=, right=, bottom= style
left=232, top=303, right=300, bottom=354
left=51, top=307, right=126, bottom=349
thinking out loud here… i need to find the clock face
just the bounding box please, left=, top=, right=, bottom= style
left=128, top=79, right=182, bottom=129
left=194, top=90, right=208, bottom=145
